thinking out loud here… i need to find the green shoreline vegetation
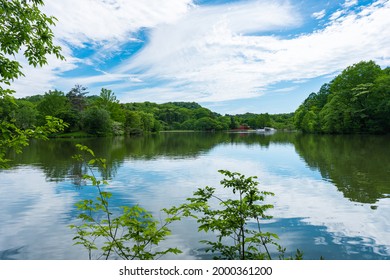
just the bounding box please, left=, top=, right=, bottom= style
left=294, top=61, right=390, bottom=134
left=4, top=89, right=295, bottom=138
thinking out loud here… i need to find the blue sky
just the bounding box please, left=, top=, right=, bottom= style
left=12, top=0, right=390, bottom=114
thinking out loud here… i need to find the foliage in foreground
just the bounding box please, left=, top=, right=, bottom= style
left=0, top=115, right=67, bottom=168
left=0, top=0, right=66, bottom=167
left=70, top=144, right=185, bottom=260
left=70, top=145, right=302, bottom=260
left=179, top=170, right=302, bottom=260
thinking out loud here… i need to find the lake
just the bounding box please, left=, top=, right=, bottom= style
left=0, top=132, right=389, bottom=260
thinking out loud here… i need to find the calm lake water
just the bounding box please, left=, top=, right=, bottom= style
left=0, top=132, right=389, bottom=260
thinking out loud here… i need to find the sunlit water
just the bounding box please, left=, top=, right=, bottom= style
left=0, top=132, right=389, bottom=259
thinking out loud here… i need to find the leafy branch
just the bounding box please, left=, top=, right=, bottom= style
left=179, top=170, right=302, bottom=260
left=0, top=116, right=68, bottom=168
left=70, top=144, right=184, bottom=260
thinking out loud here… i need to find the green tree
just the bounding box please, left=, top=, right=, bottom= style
left=155, top=104, right=193, bottom=130
left=267, top=113, right=295, bottom=130
left=0, top=95, right=17, bottom=121
left=139, top=112, right=156, bottom=132
left=36, top=90, right=70, bottom=120
left=22, top=94, right=44, bottom=104
left=294, top=84, right=329, bottom=132
left=194, top=117, right=222, bottom=131
left=319, top=94, right=346, bottom=133
left=248, top=114, right=271, bottom=129
left=67, top=84, right=88, bottom=112
left=229, top=116, right=237, bottom=129
left=99, top=88, right=117, bottom=105
left=82, top=107, right=112, bottom=136
left=124, top=110, right=142, bottom=135
left=371, top=71, right=390, bottom=132
left=180, top=119, right=196, bottom=130
left=0, top=0, right=64, bottom=98
left=324, top=61, right=382, bottom=133
left=96, top=88, right=125, bottom=123
left=329, top=61, right=382, bottom=95
left=0, top=0, right=66, bottom=166
left=13, top=99, right=38, bottom=129
left=301, top=110, right=318, bottom=133
left=295, top=61, right=390, bottom=134
left=193, top=107, right=213, bottom=119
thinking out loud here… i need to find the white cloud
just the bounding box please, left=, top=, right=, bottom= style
left=343, top=0, right=359, bottom=8
left=114, top=0, right=390, bottom=103
left=271, top=86, right=299, bottom=93
left=43, top=0, right=194, bottom=46
left=116, top=0, right=301, bottom=102
left=9, top=0, right=390, bottom=103
left=312, top=9, right=326, bottom=20
left=329, top=9, right=345, bottom=21
left=10, top=0, right=194, bottom=97
left=9, top=44, right=79, bottom=96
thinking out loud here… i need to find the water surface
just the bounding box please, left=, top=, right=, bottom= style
left=0, top=132, right=389, bottom=259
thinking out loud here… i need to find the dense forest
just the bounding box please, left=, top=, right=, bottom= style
left=1, top=85, right=294, bottom=137
left=294, top=61, right=390, bottom=134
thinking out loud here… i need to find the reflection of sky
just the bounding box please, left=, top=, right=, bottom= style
left=0, top=167, right=85, bottom=259
left=0, top=141, right=389, bottom=259
left=109, top=143, right=390, bottom=259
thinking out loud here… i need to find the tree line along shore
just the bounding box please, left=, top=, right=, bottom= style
left=2, top=61, right=388, bottom=137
